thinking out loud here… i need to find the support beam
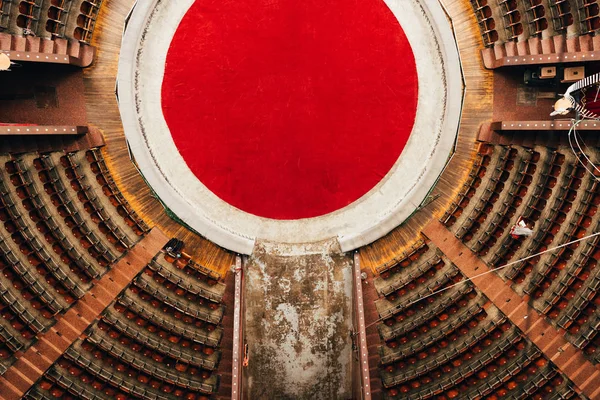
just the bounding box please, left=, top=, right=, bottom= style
left=481, top=47, right=600, bottom=69
left=0, top=228, right=169, bottom=400
left=353, top=253, right=372, bottom=400
left=422, top=220, right=600, bottom=400
left=490, top=120, right=600, bottom=132
left=0, top=127, right=104, bottom=154
left=0, top=34, right=96, bottom=68
left=0, top=125, right=88, bottom=135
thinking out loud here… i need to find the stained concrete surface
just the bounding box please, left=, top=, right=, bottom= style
left=243, top=240, right=353, bottom=399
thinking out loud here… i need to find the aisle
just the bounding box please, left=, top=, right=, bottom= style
left=243, top=240, right=354, bottom=399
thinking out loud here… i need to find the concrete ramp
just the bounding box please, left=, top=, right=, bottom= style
left=243, top=240, right=353, bottom=399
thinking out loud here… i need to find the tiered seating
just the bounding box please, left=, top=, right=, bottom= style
left=84, top=149, right=150, bottom=237
left=45, top=0, right=73, bottom=38
left=504, top=153, right=598, bottom=300
left=12, top=153, right=115, bottom=275
left=58, top=152, right=137, bottom=251
left=98, top=311, right=220, bottom=370
left=441, top=142, right=497, bottom=228
left=453, top=356, right=580, bottom=400
left=16, top=0, right=43, bottom=35
left=0, top=0, right=12, bottom=30
left=470, top=0, right=500, bottom=46
left=500, top=0, right=527, bottom=40
left=444, top=145, right=545, bottom=260
left=549, top=0, right=575, bottom=31
left=576, top=0, right=600, bottom=33
left=72, top=0, right=101, bottom=43
left=384, top=321, right=521, bottom=397
left=2, top=0, right=104, bottom=41
left=376, top=264, right=464, bottom=324
left=374, top=245, right=478, bottom=345
left=24, top=153, right=108, bottom=277
left=30, top=357, right=213, bottom=400
left=375, top=244, right=475, bottom=337
left=492, top=149, right=565, bottom=275
left=463, top=147, right=538, bottom=257
left=526, top=0, right=550, bottom=35
left=1, top=155, right=94, bottom=303
left=146, top=253, right=226, bottom=307
left=163, top=249, right=223, bottom=289
left=24, top=241, right=228, bottom=399
left=381, top=307, right=503, bottom=370
left=442, top=143, right=600, bottom=364
left=376, top=240, right=432, bottom=280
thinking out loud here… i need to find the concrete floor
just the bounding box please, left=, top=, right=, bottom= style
left=243, top=240, right=353, bottom=399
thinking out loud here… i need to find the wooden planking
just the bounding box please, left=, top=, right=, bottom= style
left=82, top=0, right=235, bottom=277
left=359, top=0, right=494, bottom=272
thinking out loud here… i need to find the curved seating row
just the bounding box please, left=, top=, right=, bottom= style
left=2, top=0, right=103, bottom=43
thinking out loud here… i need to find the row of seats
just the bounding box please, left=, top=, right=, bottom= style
left=22, top=238, right=232, bottom=398
left=10, top=155, right=107, bottom=281
left=127, top=282, right=221, bottom=332
left=576, top=0, right=600, bottom=33
left=149, top=253, right=225, bottom=304
left=113, top=293, right=221, bottom=349
left=72, top=0, right=100, bottom=43
left=441, top=143, right=504, bottom=228
left=492, top=149, right=566, bottom=274
left=554, top=236, right=600, bottom=338
left=441, top=142, right=600, bottom=365
left=458, top=147, right=538, bottom=256
left=9, top=154, right=116, bottom=274
left=1, top=157, right=92, bottom=304
left=384, top=326, right=522, bottom=396
left=133, top=273, right=224, bottom=326
left=31, top=360, right=211, bottom=400
left=469, top=0, right=596, bottom=47
left=0, top=146, right=159, bottom=375
left=382, top=308, right=502, bottom=370
left=375, top=251, right=444, bottom=298
left=163, top=251, right=222, bottom=288
left=376, top=240, right=431, bottom=278
left=82, top=331, right=217, bottom=391
left=85, top=149, right=150, bottom=237
left=98, top=312, right=220, bottom=370
left=2, top=0, right=103, bottom=42
left=59, top=152, right=138, bottom=250
left=380, top=284, right=477, bottom=341
left=0, top=209, right=65, bottom=317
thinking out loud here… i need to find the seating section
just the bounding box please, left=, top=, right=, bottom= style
left=441, top=142, right=600, bottom=365
left=0, top=0, right=13, bottom=30
left=470, top=0, right=501, bottom=46
left=468, top=0, right=600, bottom=68
left=549, top=0, right=575, bottom=32
left=84, top=149, right=150, bottom=237
left=2, top=0, right=102, bottom=43
left=0, top=146, right=158, bottom=377
left=499, top=0, right=527, bottom=41
left=370, top=239, right=583, bottom=399
left=70, top=0, right=101, bottom=43
left=577, top=0, right=600, bottom=33
left=24, top=243, right=228, bottom=399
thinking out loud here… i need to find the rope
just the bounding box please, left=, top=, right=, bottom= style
left=365, top=230, right=600, bottom=330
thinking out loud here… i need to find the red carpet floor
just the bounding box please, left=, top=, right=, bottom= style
left=162, top=0, right=417, bottom=220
